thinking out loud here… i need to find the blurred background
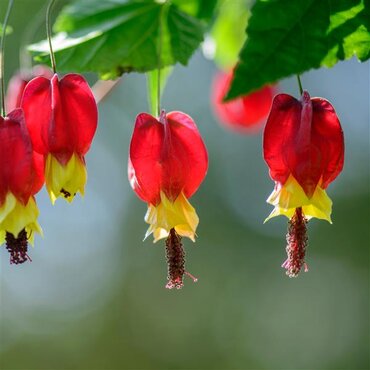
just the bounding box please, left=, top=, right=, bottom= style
left=0, top=1, right=369, bottom=369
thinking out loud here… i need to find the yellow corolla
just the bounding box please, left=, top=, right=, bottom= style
left=0, top=192, right=42, bottom=245
left=144, top=191, right=199, bottom=242
left=265, top=175, right=333, bottom=223
left=45, top=153, right=87, bottom=204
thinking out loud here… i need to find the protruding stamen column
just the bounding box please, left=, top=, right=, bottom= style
left=165, top=228, right=197, bottom=289
left=5, top=228, right=31, bottom=264
left=282, top=207, right=309, bottom=277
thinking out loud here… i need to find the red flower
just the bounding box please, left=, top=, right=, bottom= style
left=21, top=73, right=98, bottom=204
left=211, top=70, right=275, bottom=133
left=0, top=109, right=44, bottom=264
left=129, top=110, right=208, bottom=288
left=5, top=65, right=53, bottom=112
left=263, top=91, right=344, bottom=277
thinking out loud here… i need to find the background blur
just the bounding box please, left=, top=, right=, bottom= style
left=0, top=1, right=369, bottom=369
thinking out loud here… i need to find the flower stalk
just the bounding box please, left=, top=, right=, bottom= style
left=46, top=0, right=57, bottom=73
left=0, top=0, right=14, bottom=116
left=296, top=74, right=303, bottom=95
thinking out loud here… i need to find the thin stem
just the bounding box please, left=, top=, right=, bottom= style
left=156, top=6, right=164, bottom=117
left=157, top=64, right=161, bottom=117
left=0, top=0, right=14, bottom=116
left=46, top=0, right=57, bottom=73
left=296, top=74, right=303, bottom=95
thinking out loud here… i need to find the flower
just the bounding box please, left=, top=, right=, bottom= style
left=263, top=91, right=344, bottom=277
left=211, top=69, right=275, bottom=133
left=0, top=109, right=44, bottom=264
left=5, top=65, right=53, bottom=112
left=129, top=110, right=208, bottom=288
left=21, top=73, right=98, bottom=204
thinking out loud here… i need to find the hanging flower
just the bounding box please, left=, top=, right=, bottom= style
left=21, top=73, right=98, bottom=204
left=211, top=69, right=275, bottom=133
left=129, top=110, right=208, bottom=289
left=263, top=91, right=344, bottom=277
left=0, top=109, right=44, bottom=264
left=5, top=65, right=53, bottom=112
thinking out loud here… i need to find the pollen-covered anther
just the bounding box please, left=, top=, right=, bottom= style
left=5, top=229, right=31, bottom=265
left=282, top=207, right=308, bottom=277
left=165, top=228, right=197, bottom=289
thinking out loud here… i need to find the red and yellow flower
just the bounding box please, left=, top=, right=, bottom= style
left=263, top=91, right=344, bottom=277
left=0, top=109, right=44, bottom=264
left=21, top=73, right=98, bottom=204
left=129, top=110, right=208, bottom=288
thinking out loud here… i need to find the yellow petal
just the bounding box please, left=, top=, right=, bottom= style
left=45, top=153, right=87, bottom=204
left=144, top=191, right=199, bottom=242
left=265, top=175, right=332, bottom=223
left=0, top=192, right=16, bottom=224
left=0, top=193, right=43, bottom=244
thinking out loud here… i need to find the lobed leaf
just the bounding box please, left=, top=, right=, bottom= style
left=29, top=0, right=205, bottom=79
left=226, top=0, right=370, bottom=99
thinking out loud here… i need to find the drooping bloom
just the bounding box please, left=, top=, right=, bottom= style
left=129, top=110, right=208, bottom=289
left=21, top=73, right=98, bottom=204
left=263, top=91, right=344, bottom=277
left=5, top=65, right=53, bottom=112
left=212, top=70, right=275, bottom=133
left=0, top=109, right=44, bottom=264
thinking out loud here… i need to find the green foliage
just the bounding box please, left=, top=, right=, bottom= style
left=27, top=0, right=369, bottom=88
left=173, top=0, right=218, bottom=22
left=29, top=0, right=205, bottom=79
left=226, top=0, right=370, bottom=99
left=210, top=0, right=249, bottom=70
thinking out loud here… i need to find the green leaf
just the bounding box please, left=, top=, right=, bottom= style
left=226, top=0, right=370, bottom=100
left=146, top=66, right=172, bottom=116
left=172, top=0, right=218, bottom=22
left=210, top=0, right=249, bottom=69
left=29, top=0, right=204, bottom=79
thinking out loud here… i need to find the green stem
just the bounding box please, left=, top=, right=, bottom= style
left=156, top=5, right=164, bottom=117
left=157, top=65, right=161, bottom=117
left=46, top=0, right=57, bottom=73
left=0, top=0, right=14, bottom=116
left=296, top=74, right=303, bottom=95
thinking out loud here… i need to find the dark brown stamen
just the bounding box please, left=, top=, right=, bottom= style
left=60, top=188, right=71, bottom=198
left=282, top=207, right=308, bottom=277
left=165, top=228, right=197, bottom=289
left=5, top=229, right=32, bottom=265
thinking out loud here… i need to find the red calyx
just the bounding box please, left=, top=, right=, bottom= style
left=263, top=91, right=344, bottom=197
left=5, top=65, right=53, bottom=112
left=129, top=110, right=208, bottom=205
left=21, top=73, right=98, bottom=165
left=211, top=70, right=275, bottom=133
left=0, top=109, right=44, bottom=204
